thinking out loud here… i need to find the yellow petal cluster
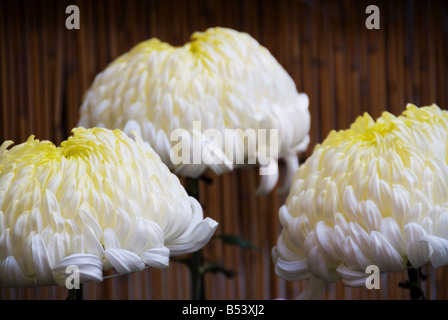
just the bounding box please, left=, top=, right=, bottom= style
left=78, top=27, right=310, bottom=195
left=273, top=104, right=448, bottom=298
left=0, top=127, right=217, bottom=287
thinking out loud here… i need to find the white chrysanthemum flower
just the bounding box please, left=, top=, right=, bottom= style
left=78, top=27, right=310, bottom=195
left=272, top=104, right=448, bottom=299
left=0, top=127, right=218, bottom=287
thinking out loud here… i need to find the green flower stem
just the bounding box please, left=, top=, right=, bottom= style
left=191, top=250, right=205, bottom=300
left=406, top=266, right=425, bottom=300
left=67, top=284, right=83, bottom=300
left=185, top=177, right=205, bottom=300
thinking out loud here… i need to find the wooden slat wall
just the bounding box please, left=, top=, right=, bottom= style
left=1, top=0, right=447, bottom=300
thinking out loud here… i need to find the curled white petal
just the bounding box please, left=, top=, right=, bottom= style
left=31, top=234, right=53, bottom=286
left=379, top=217, right=406, bottom=256
left=0, top=256, right=33, bottom=288
left=405, top=222, right=431, bottom=268
left=255, top=158, right=279, bottom=196
left=272, top=243, right=311, bottom=281
left=166, top=216, right=219, bottom=256
left=336, top=263, right=369, bottom=287
left=342, top=237, right=372, bottom=271
left=105, top=249, right=146, bottom=274
left=141, top=247, right=170, bottom=269
left=277, top=153, right=299, bottom=194
left=420, top=235, right=448, bottom=269
left=296, top=277, right=325, bottom=300
left=370, top=231, right=405, bottom=272
left=53, top=254, right=103, bottom=284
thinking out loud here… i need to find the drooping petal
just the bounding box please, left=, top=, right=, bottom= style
left=166, top=217, right=218, bottom=256
left=307, top=247, right=339, bottom=283
left=342, top=237, right=372, bottom=271
left=31, top=234, right=53, bottom=286
left=405, top=223, right=431, bottom=268
left=359, top=200, right=382, bottom=232
left=420, top=235, right=448, bottom=268
left=0, top=256, right=33, bottom=287
left=336, top=263, right=368, bottom=287
left=141, top=247, right=170, bottom=269
left=105, top=248, right=146, bottom=274
left=379, top=217, right=406, bottom=256
left=315, top=221, right=338, bottom=261
left=255, top=158, right=279, bottom=196
left=103, top=228, right=121, bottom=250
left=53, top=253, right=103, bottom=283
left=296, top=277, right=325, bottom=300
left=273, top=255, right=311, bottom=281
left=277, top=153, right=299, bottom=194
left=370, top=231, right=404, bottom=272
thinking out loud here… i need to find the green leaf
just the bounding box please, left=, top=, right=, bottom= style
left=213, top=234, right=260, bottom=252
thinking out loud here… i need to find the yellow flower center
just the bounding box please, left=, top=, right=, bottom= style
left=60, top=140, right=94, bottom=160
left=359, top=121, right=395, bottom=144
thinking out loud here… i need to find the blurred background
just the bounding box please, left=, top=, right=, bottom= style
left=0, top=0, right=447, bottom=299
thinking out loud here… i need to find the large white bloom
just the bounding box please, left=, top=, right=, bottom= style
left=0, top=127, right=218, bottom=287
left=273, top=104, right=448, bottom=298
left=78, top=27, right=310, bottom=195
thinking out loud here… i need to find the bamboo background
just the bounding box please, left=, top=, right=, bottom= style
left=1, top=0, right=447, bottom=300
